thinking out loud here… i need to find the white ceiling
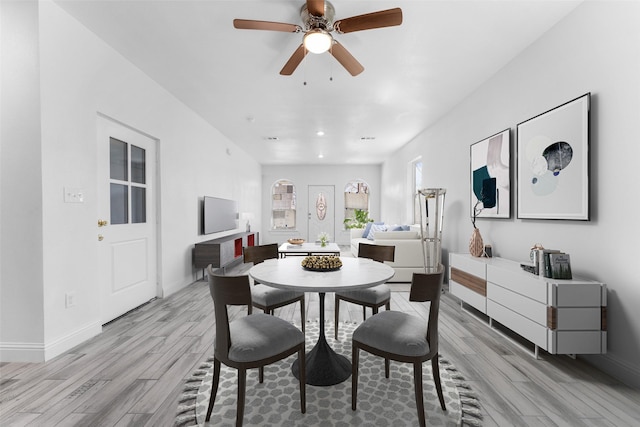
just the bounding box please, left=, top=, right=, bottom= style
left=54, top=0, right=582, bottom=165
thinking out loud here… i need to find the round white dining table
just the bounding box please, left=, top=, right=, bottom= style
left=249, top=256, right=395, bottom=386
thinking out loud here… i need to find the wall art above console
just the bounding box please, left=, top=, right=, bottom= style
left=516, top=93, right=591, bottom=220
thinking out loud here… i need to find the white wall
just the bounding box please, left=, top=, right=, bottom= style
left=261, top=165, right=381, bottom=246
left=381, top=1, right=640, bottom=387
left=0, top=0, right=261, bottom=362
left=0, top=0, right=46, bottom=361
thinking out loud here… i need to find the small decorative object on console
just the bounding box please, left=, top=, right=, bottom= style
left=301, top=255, right=342, bottom=271
left=287, top=238, right=305, bottom=245
left=469, top=197, right=484, bottom=257
left=318, top=232, right=329, bottom=247
left=483, top=244, right=492, bottom=258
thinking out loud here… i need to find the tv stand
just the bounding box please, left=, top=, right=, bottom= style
left=194, top=231, right=258, bottom=277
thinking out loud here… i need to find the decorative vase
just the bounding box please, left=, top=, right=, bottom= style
left=320, top=240, right=327, bottom=247
left=469, top=228, right=484, bottom=257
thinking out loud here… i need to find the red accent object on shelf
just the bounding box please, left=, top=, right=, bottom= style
left=234, top=238, right=242, bottom=257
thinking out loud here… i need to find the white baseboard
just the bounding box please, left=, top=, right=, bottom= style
left=0, top=321, right=102, bottom=363
left=582, top=352, right=640, bottom=389
left=0, top=341, right=46, bottom=363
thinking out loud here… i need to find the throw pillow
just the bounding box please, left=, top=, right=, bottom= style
left=361, top=221, right=384, bottom=238
left=366, top=223, right=387, bottom=240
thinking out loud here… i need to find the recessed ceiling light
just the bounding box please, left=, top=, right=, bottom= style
left=316, top=131, right=325, bottom=136
left=318, top=154, right=324, bottom=159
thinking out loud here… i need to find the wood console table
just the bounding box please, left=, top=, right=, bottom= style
left=449, top=253, right=607, bottom=358
left=193, top=232, right=258, bottom=275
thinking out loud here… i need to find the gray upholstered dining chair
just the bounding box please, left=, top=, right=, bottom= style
left=205, top=266, right=306, bottom=426
left=351, top=266, right=446, bottom=427
left=243, top=243, right=305, bottom=332
left=334, top=242, right=395, bottom=340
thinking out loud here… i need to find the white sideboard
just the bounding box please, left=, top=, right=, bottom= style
left=449, top=253, right=607, bottom=358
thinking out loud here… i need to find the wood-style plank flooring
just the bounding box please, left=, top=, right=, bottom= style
left=2, top=259, right=639, bottom=426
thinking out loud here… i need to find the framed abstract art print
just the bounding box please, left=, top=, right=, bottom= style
left=470, top=128, right=511, bottom=219
left=516, top=93, right=590, bottom=220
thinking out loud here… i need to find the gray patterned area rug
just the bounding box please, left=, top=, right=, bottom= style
left=175, top=321, right=482, bottom=426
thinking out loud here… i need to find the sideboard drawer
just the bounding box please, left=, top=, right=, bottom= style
left=450, top=253, right=486, bottom=278
left=487, top=299, right=548, bottom=350
left=550, top=282, right=604, bottom=307
left=549, top=307, right=602, bottom=330
left=549, top=330, right=606, bottom=354
left=450, top=280, right=487, bottom=314
left=487, top=264, right=547, bottom=304
left=488, top=282, right=547, bottom=326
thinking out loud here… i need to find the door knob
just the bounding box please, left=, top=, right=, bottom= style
left=98, top=234, right=104, bottom=241
left=98, top=219, right=108, bottom=227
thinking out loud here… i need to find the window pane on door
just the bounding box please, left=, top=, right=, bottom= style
left=131, top=186, right=146, bottom=223
left=131, top=145, right=146, bottom=184
left=110, top=183, right=128, bottom=224
left=110, top=138, right=128, bottom=181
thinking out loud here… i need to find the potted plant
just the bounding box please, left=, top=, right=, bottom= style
left=343, top=209, right=373, bottom=229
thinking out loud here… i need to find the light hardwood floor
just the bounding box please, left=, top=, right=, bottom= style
left=1, top=261, right=639, bottom=426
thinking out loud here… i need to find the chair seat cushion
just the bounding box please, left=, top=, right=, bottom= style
left=227, top=313, right=304, bottom=362
left=251, top=284, right=303, bottom=307
left=336, top=284, right=390, bottom=305
left=353, top=310, right=428, bottom=357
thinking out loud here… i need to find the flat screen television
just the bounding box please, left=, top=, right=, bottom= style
left=203, top=196, right=238, bottom=234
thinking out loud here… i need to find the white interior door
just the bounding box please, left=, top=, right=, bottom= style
left=308, top=185, right=335, bottom=243
left=97, top=115, right=157, bottom=324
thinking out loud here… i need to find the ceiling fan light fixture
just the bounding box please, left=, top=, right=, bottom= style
left=303, top=29, right=332, bottom=54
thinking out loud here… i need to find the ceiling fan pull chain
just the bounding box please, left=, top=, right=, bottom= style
left=329, top=44, right=334, bottom=81
left=303, top=48, right=308, bottom=85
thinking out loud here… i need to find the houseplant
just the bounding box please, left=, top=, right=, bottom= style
left=343, top=209, right=373, bottom=229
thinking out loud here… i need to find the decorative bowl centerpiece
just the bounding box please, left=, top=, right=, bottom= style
left=288, top=238, right=305, bottom=245
left=301, top=255, right=342, bottom=272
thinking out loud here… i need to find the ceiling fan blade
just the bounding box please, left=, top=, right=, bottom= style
left=280, top=44, right=307, bottom=75
left=306, top=0, right=325, bottom=17
left=334, top=8, right=403, bottom=34
left=233, top=19, right=300, bottom=33
left=329, top=41, right=364, bottom=76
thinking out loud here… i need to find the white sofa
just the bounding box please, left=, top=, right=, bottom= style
left=350, top=226, right=425, bottom=282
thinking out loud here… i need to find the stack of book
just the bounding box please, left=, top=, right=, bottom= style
left=537, top=249, right=573, bottom=280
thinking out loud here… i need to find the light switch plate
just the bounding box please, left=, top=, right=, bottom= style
left=64, top=187, right=84, bottom=203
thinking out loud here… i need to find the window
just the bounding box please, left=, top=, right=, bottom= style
left=344, top=180, right=370, bottom=227
left=271, top=180, right=296, bottom=229
left=109, top=137, right=147, bottom=225
left=411, top=157, right=422, bottom=223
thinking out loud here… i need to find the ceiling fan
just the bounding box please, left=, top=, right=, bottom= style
left=233, top=0, right=403, bottom=76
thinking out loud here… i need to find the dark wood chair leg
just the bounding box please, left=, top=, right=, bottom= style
left=362, top=306, right=367, bottom=321
left=259, top=366, right=264, bottom=383
left=384, top=358, right=390, bottom=378
left=300, top=294, right=306, bottom=333
left=385, top=301, right=391, bottom=311
left=351, top=345, right=359, bottom=410
left=237, top=368, right=246, bottom=427
left=206, top=358, right=221, bottom=421
left=298, top=347, right=306, bottom=413
left=413, top=362, right=426, bottom=427
left=432, top=354, right=446, bottom=411
left=334, top=294, right=340, bottom=340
